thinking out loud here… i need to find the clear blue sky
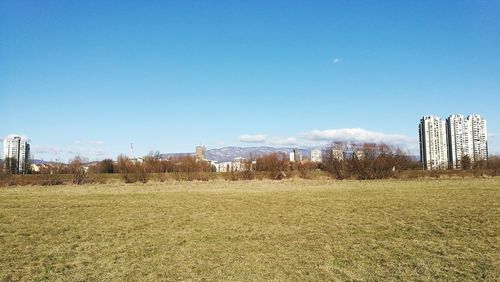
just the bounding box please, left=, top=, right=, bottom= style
left=1, top=0, right=499, bottom=161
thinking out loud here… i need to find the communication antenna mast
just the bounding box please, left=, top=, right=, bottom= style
left=130, top=142, right=134, bottom=159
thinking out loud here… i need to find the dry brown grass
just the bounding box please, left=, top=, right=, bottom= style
left=0, top=178, right=499, bottom=280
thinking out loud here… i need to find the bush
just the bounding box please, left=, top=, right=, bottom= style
left=151, top=173, right=167, bottom=182
left=173, top=172, right=216, bottom=181
left=96, top=159, right=115, bottom=173
left=121, top=170, right=149, bottom=184
left=241, top=170, right=255, bottom=180
left=121, top=173, right=135, bottom=183
left=324, top=142, right=415, bottom=180
left=42, top=175, right=64, bottom=186
left=86, top=173, right=107, bottom=184
left=269, top=170, right=287, bottom=180
left=72, top=168, right=87, bottom=185
left=0, top=173, right=14, bottom=186
left=0, top=174, right=68, bottom=186
left=297, top=162, right=316, bottom=179
left=224, top=171, right=255, bottom=181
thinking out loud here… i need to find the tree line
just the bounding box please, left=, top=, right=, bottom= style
left=2, top=142, right=500, bottom=186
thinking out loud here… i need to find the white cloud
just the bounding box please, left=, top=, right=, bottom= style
left=333, top=58, right=341, bottom=64
left=238, top=134, right=267, bottom=143
left=488, top=132, right=499, bottom=139
left=302, top=128, right=414, bottom=145
left=238, top=128, right=416, bottom=151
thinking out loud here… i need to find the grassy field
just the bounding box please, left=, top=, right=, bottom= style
left=0, top=179, right=499, bottom=281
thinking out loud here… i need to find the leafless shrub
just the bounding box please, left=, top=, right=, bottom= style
left=69, top=157, right=88, bottom=185
left=121, top=163, right=149, bottom=184
left=42, top=174, right=65, bottom=186
left=116, top=155, right=130, bottom=174
left=254, top=153, right=290, bottom=180
left=224, top=171, right=255, bottom=181
left=487, top=156, right=500, bottom=176
left=95, top=159, right=115, bottom=173
left=324, top=142, right=416, bottom=180
left=473, top=160, right=487, bottom=177
left=297, top=161, right=316, bottom=179
left=172, top=171, right=212, bottom=181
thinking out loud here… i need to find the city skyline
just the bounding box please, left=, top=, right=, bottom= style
left=0, top=113, right=489, bottom=164
left=1, top=1, right=499, bottom=161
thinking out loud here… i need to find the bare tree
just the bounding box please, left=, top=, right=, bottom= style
left=69, top=156, right=88, bottom=185
left=255, top=153, right=289, bottom=179
left=323, top=142, right=351, bottom=180
left=324, top=141, right=412, bottom=180
left=116, top=154, right=129, bottom=173
left=97, top=159, right=114, bottom=173
left=144, top=151, right=165, bottom=173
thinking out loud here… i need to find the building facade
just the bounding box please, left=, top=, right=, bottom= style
left=331, top=148, right=345, bottom=161
left=212, top=158, right=248, bottom=172
left=419, top=115, right=449, bottom=170
left=468, top=115, right=488, bottom=163
left=3, top=135, right=31, bottom=174
left=447, top=115, right=474, bottom=169
left=310, top=149, right=322, bottom=163
left=447, top=114, right=488, bottom=169
left=195, top=146, right=207, bottom=160
left=290, top=148, right=301, bottom=163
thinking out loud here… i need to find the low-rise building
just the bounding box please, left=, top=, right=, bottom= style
left=310, top=149, right=322, bottom=163
left=196, top=146, right=207, bottom=160
left=213, top=157, right=249, bottom=172
left=331, top=148, right=344, bottom=161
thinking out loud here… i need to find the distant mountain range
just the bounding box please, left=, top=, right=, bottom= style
left=0, top=147, right=418, bottom=164
left=160, top=146, right=420, bottom=162
left=161, top=146, right=312, bottom=162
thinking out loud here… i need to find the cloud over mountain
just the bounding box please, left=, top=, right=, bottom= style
left=238, top=128, right=416, bottom=152
left=302, top=128, right=414, bottom=145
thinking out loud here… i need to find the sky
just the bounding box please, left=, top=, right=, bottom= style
left=1, top=0, right=499, bottom=162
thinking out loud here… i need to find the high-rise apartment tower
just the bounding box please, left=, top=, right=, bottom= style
left=447, top=115, right=474, bottom=169
left=421, top=114, right=488, bottom=170
left=419, top=116, right=449, bottom=170
left=3, top=135, right=31, bottom=174
left=468, top=115, right=488, bottom=163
